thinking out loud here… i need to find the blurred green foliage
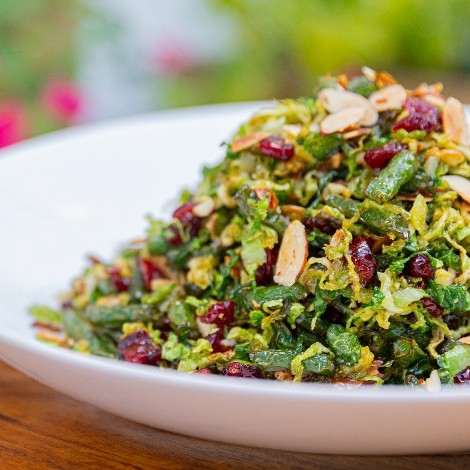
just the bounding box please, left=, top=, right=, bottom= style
left=0, top=0, right=84, bottom=135
left=159, top=0, right=470, bottom=107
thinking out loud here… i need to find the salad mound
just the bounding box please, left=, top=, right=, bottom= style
left=32, top=67, right=470, bottom=387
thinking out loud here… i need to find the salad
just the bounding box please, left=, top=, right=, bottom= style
left=31, top=67, right=470, bottom=387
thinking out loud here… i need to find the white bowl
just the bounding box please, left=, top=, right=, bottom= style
left=1, top=103, right=469, bottom=455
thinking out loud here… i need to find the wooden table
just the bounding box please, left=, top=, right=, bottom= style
left=1, top=361, right=469, bottom=470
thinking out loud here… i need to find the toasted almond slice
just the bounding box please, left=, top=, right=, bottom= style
left=442, top=175, right=470, bottom=203
left=337, top=73, right=348, bottom=89
left=319, top=89, right=378, bottom=126
left=320, top=107, right=365, bottom=134
left=362, top=66, right=377, bottom=82
left=318, top=152, right=343, bottom=170
left=422, top=94, right=446, bottom=110
left=375, top=71, right=397, bottom=86
left=231, top=131, right=271, bottom=153
left=283, top=124, right=303, bottom=137
left=193, top=195, right=215, bottom=217
left=196, top=317, right=215, bottom=338
left=443, top=97, right=469, bottom=146
left=273, top=220, right=308, bottom=287
left=280, top=204, right=306, bottom=221
left=369, top=84, right=407, bottom=112
left=423, top=370, right=441, bottom=394
left=459, top=336, right=470, bottom=345
left=341, top=127, right=372, bottom=140
left=413, top=82, right=443, bottom=97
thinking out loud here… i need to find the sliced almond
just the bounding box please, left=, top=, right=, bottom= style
left=318, top=88, right=378, bottom=126
left=196, top=317, right=215, bottom=338
left=231, top=131, right=270, bottom=153
left=369, top=84, right=407, bottom=112
left=423, top=369, right=441, bottom=394
left=280, top=204, right=306, bottom=221
left=442, top=175, right=470, bottom=203
left=320, top=107, right=365, bottom=134
left=422, top=94, right=446, bottom=110
left=283, top=124, right=302, bottom=137
left=459, top=336, right=470, bottom=345
left=193, top=195, right=215, bottom=217
left=318, top=152, right=343, bottom=170
left=375, top=71, right=397, bottom=86
left=341, top=127, right=372, bottom=140
left=362, top=66, right=377, bottom=82
left=443, top=97, right=469, bottom=146
left=412, top=82, right=443, bottom=97
left=273, top=220, right=308, bottom=287
left=337, top=74, right=348, bottom=89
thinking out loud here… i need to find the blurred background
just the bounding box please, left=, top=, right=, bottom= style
left=2, top=0, right=470, bottom=147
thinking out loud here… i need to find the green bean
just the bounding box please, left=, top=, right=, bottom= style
left=365, top=150, right=418, bottom=203
left=63, top=310, right=117, bottom=358
left=246, top=284, right=307, bottom=305
left=325, top=195, right=410, bottom=238
left=250, top=349, right=294, bottom=371
left=84, top=304, right=162, bottom=327
left=250, top=349, right=334, bottom=375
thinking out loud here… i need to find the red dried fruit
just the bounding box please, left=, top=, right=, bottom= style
left=199, top=300, right=235, bottom=326
left=258, top=135, right=294, bottom=161
left=195, top=368, right=212, bottom=375
left=168, top=202, right=202, bottom=245
left=106, top=266, right=130, bottom=293
left=364, top=141, right=406, bottom=169
left=139, top=258, right=164, bottom=291
left=454, top=367, right=470, bottom=384
left=392, top=97, right=441, bottom=133
left=408, top=254, right=434, bottom=280
left=118, top=330, right=161, bottom=365
left=222, top=362, right=261, bottom=378
left=349, top=236, right=376, bottom=287
left=305, top=216, right=340, bottom=235
left=255, top=248, right=278, bottom=286
left=420, top=298, right=443, bottom=318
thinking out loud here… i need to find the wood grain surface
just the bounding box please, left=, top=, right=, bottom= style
left=0, top=360, right=469, bottom=470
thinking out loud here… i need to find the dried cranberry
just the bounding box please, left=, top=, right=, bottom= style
left=349, top=236, right=376, bottom=287
left=454, top=367, right=470, bottom=384
left=407, top=254, right=434, bottom=280
left=195, top=368, right=212, bottom=375
left=420, top=298, right=443, bottom=318
left=222, top=362, right=261, bottom=378
left=106, top=266, right=130, bottom=293
left=118, top=330, right=161, bottom=365
left=364, top=141, right=406, bottom=169
left=392, top=97, right=441, bottom=133
left=139, top=258, right=164, bottom=291
left=200, top=301, right=235, bottom=326
left=168, top=202, right=202, bottom=245
left=305, top=216, right=340, bottom=235
left=255, top=248, right=278, bottom=286
left=258, top=135, right=294, bottom=161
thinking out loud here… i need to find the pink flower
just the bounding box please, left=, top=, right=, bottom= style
left=0, top=101, right=28, bottom=148
left=41, top=78, right=83, bottom=124
left=153, top=42, right=193, bottom=76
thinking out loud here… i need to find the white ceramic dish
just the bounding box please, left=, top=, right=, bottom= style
left=1, top=103, right=470, bottom=455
